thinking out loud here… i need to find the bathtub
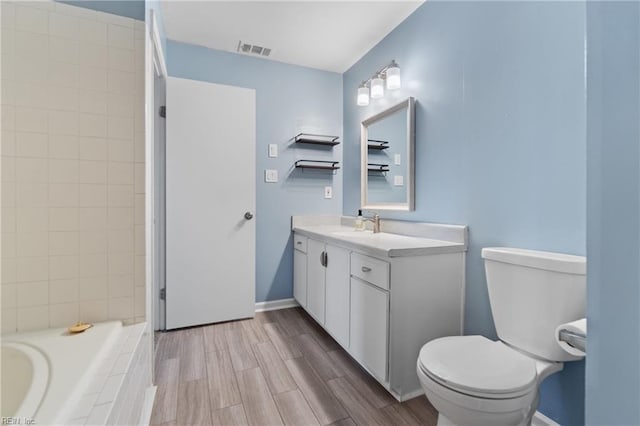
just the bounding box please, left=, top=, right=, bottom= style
left=1, top=321, right=152, bottom=425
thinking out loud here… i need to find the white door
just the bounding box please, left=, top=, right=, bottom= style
left=165, top=77, right=256, bottom=330
left=306, top=239, right=326, bottom=325
left=324, top=244, right=350, bottom=347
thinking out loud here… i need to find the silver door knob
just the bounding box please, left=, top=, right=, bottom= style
left=244, top=212, right=254, bottom=220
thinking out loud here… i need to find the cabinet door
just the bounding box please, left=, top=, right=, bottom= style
left=324, top=244, right=350, bottom=347
left=306, top=239, right=326, bottom=325
left=293, top=249, right=307, bottom=308
left=350, top=278, right=389, bottom=382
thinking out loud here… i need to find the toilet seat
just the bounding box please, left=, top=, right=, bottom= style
left=418, top=336, right=538, bottom=399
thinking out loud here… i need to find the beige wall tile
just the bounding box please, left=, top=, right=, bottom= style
left=108, top=207, right=133, bottom=230
left=49, top=60, right=80, bottom=88
left=80, top=42, right=107, bottom=69
left=17, top=305, right=48, bottom=331
left=17, top=280, right=48, bottom=307
left=16, top=256, right=48, bottom=282
left=79, top=230, right=107, bottom=254
left=15, top=132, right=48, bottom=158
left=134, top=163, right=144, bottom=193
left=79, top=137, right=107, bottom=161
left=79, top=160, right=107, bottom=184
left=49, top=255, right=79, bottom=280
left=79, top=65, right=108, bottom=92
left=79, top=253, right=107, bottom=278
left=2, top=157, right=16, bottom=181
left=16, top=231, right=48, bottom=257
left=2, top=131, right=16, bottom=156
left=16, top=183, right=47, bottom=207
left=79, top=185, right=108, bottom=208
left=79, top=113, right=107, bottom=138
left=14, top=31, right=48, bottom=58
left=108, top=229, right=133, bottom=253
left=79, top=207, right=107, bottom=230
left=2, top=232, right=16, bottom=258
left=49, top=158, right=79, bottom=183
left=49, top=37, right=80, bottom=64
left=108, top=184, right=133, bottom=207
left=2, top=207, right=16, bottom=233
left=49, top=231, right=79, bottom=256
left=49, top=12, right=80, bottom=40
left=2, top=258, right=17, bottom=284
left=79, top=299, right=107, bottom=323
left=108, top=296, right=133, bottom=320
left=108, top=69, right=134, bottom=95
left=79, top=275, right=108, bottom=301
left=79, top=21, right=107, bottom=45
left=15, top=5, right=48, bottom=34
left=15, top=107, right=48, bottom=133
left=15, top=82, right=49, bottom=109
left=16, top=207, right=48, bottom=232
left=108, top=140, right=133, bottom=162
left=49, top=110, right=79, bottom=135
left=49, top=207, right=79, bottom=231
left=49, top=134, right=79, bottom=159
left=79, top=90, right=108, bottom=115
left=49, top=302, right=79, bottom=327
left=49, top=183, right=79, bottom=207
left=109, top=253, right=134, bottom=275
left=2, top=284, right=17, bottom=309
left=108, top=274, right=133, bottom=298
left=2, top=308, right=17, bottom=333
left=16, top=157, right=48, bottom=182
left=49, top=278, right=79, bottom=304
left=107, top=24, right=133, bottom=50
left=134, top=285, right=145, bottom=317
left=108, top=162, right=133, bottom=185
left=107, top=93, right=134, bottom=117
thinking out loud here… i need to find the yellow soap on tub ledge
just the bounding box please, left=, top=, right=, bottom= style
left=68, top=323, right=93, bottom=334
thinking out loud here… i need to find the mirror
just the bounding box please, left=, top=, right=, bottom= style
left=361, top=97, right=415, bottom=211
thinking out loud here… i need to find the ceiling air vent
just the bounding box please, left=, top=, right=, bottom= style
left=237, top=41, right=272, bottom=57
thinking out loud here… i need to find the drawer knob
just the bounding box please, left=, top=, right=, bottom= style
left=297, top=241, right=302, bottom=245
left=361, top=266, right=372, bottom=272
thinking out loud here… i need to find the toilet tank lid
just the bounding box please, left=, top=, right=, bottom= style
left=481, top=247, right=586, bottom=275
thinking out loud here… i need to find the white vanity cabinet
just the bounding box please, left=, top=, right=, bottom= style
left=303, top=238, right=351, bottom=347
left=291, top=217, right=467, bottom=401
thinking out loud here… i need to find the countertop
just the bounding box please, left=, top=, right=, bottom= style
left=293, top=225, right=466, bottom=258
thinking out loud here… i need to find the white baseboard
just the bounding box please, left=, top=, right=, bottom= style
left=139, top=385, right=157, bottom=426
left=255, top=298, right=299, bottom=312
left=532, top=411, right=560, bottom=426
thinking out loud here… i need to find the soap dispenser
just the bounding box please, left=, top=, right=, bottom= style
left=355, top=209, right=364, bottom=231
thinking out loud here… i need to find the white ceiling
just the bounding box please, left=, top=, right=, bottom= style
left=161, top=1, right=423, bottom=73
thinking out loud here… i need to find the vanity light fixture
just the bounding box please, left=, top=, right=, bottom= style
left=357, top=82, right=370, bottom=106
left=356, top=60, right=402, bottom=106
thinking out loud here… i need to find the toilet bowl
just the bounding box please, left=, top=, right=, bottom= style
left=417, top=247, right=586, bottom=426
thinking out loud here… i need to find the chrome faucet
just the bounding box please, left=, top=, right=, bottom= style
left=364, top=213, right=381, bottom=233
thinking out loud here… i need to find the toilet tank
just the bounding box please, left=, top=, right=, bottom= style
left=482, top=247, right=586, bottom=362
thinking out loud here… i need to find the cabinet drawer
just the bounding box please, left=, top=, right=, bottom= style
left=350, top=253, right=389, bottom=290
left=294, top=234, right=307, bottom=253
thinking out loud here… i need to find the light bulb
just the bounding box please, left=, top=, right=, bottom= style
left=371, top=75, right=384, bottom=99
left=357, top=85, right=370, bottom=106
left=386, top=63, right=401, bottom=90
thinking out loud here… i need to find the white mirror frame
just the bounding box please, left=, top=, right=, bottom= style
left=361, top=97, right=415, bottom=211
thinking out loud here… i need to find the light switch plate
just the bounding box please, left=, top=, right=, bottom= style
left=394, top=175, right=404, bottom=186
left=265, top=169, right=278, bottom=183
left=324, top=186, right=332, bottom=199
left=394, top=154, right=401, bottom=165
left=268, top=144, right=278, bottom=158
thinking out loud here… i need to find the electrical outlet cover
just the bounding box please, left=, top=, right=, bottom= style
left=265, top=169, right=278, bottom=183
left=268, top=144, right=278, bottom=158
left=394, top=154, right=401, bottom=165
left=394, top=175, right=404, bottom=186
left=324, top=186, right=332, bottom=199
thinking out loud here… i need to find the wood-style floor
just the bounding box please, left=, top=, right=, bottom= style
left=150, top=307, right=438, bottom=426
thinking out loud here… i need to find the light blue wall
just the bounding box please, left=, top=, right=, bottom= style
left=585, top=2, right=640, bottom=424
left=56, top=0, right=144, bottom=20
left=343, top=2, right=586, bottom=424
left=166, top=41, right=343, bottom=303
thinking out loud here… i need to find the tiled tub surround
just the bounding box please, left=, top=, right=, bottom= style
left=1, top=1, right=146, bottom=332
left=2, top=321, right=151, bottom=425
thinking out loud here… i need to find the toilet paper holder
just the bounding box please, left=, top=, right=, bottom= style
left=558, top=329, right=586, bottom=352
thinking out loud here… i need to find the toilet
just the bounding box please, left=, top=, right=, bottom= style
left=417, top=247, right=586, bottom=426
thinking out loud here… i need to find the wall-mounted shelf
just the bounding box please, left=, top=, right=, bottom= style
left=295, top=133, right=340, bottom=146
left=368, top=163, right=390, bottom=172
left=368, top=139, right=389, bottom=150
left=295, top=160, right=340, bottom=170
